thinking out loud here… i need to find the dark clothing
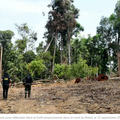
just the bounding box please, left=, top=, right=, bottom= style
left=2, top=73, right=11, bottom=99
left=25, top=85, right=31, bottom=98
left=24, top=74, right=33, bottom=98
left=2, top=76, right=10, bottom=87
left=3, top=86, right=9, bottom=99
left=24, top=75, right=33, bottom=85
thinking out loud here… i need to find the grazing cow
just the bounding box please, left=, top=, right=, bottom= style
left=104, top=75, right=108, bottom=80
left=95, top=74, right=108, bottom=81
left=75, top=78, right=81, bottom=83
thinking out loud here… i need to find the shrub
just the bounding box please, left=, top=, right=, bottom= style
left=54, top=64, right=71, bottom=79
left=54, top=57, right=98, bottom=80
left=26, top=59, right=46, bottom=78
left=71, top=57, right=98, bottom=78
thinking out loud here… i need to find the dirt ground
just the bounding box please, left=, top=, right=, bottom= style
left=0, top=79, right=120, bottom=114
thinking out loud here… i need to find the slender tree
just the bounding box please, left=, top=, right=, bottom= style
left=45, top=0, right=81, bottom=66
left=15, top=23, right=37, bottom=52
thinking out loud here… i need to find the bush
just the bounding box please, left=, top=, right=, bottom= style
left=54, top=64, right=71, bottom=79
left=71, top=57, right=98, bottom=78
left=71, top=57, right=87, bottom=78
left=26, top=59, right=46, bottom=78
left=53, top=57, right=98, bottom=80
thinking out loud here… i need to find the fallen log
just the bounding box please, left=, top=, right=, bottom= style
left=109, top=77, right=120, bottom=80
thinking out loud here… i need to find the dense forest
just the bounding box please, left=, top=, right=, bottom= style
left=0, top=0, right=120, bottom=83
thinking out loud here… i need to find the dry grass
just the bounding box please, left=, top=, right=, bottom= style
left=0, top=79, right=120, bottom=114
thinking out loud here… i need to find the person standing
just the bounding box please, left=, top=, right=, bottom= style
left=23, top=73, right=33, bottom=98
left=1, top=73, right=12, bottom=100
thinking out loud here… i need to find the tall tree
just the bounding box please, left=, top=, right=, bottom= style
left=114, top=0, right=120, bottom=52
left=62, top=0, right=80, bottom=65
left=0, top=30, right=14, bottom=72
left=14, top=23, right=37, bottom=80
left=15, top=23, right=37, bottom=53
left=45, top=0, right=82, bottom=67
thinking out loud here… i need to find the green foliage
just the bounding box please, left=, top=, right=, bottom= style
left=53, top=57, right=98, bottom=79
left=54, top=64, right=71, bottom=79
left=71, top=57, right=98, bottom=78
left=0, top=30, right=15, bottom=73
left=72, top=57, right=86, bottom=78
left=98, top=65, right=102, bottom=74
left=26, top=59, right=46, bottom=78
left=37, top=52, right=52, bottom=62
left=2, top=0, right=120, bottom=81
left=15, top=23, right=37, bottom=52
left=23, top=50, right=36, bottom=63
left=0, top=30, right=14, bottom=43
left=15, top=39, right=26, bottom=53
left=7, top=61, right=18, bottom=82
left=71, top=37, right=89, bottom=64
left=109, top=13, right=116, bottom=22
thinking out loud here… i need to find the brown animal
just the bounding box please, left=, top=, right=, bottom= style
left=95, top=74, right=108, bottom=81
left=75, top=78, right=81, bottom=83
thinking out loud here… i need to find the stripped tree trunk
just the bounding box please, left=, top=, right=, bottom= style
left=44, top=35, right=54, bottom=52
left=68, top=37, right=71, bottom=65
left=116, top=52, right=120, bottom=77
left=52, top=33, right=57, bottom=72
left=61, top=35, right=63, bottom=64
left=0, top=46, right=3, bottom=79
left=118, top=32, right=120, bottom=52
left=68, top=28, right=71, bottom=65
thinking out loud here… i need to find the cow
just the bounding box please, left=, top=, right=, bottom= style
left=75, top=78, right=81, bottom=83
left=95, top=74, right=108, bottom=81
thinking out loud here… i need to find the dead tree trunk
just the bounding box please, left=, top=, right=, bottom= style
left=116, top=52, right=120, bottom=77
left=52, top=33, right=57, bottom=72
left=0, top=46, right=3, bottom=79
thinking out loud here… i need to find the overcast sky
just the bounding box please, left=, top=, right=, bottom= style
left=0, top=0, right=119, bottom=48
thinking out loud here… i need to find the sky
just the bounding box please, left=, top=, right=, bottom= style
left=0, top=0, right=119, bottom=48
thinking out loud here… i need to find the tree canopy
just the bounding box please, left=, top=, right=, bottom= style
left=0, top=0, right=119, bottom=83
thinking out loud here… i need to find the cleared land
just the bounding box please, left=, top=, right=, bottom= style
left=0, top=79, right=120, bottom=114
